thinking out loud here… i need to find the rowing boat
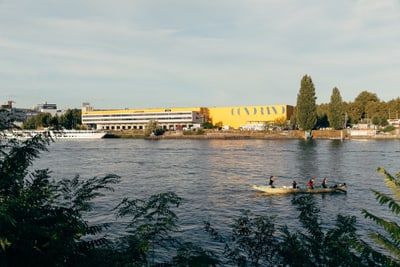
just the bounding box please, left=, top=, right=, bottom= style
left=252, top=184, right=347, bottom=194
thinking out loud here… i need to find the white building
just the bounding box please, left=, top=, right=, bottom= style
left=82, top=103, right=203, bottom=130
left=34, top=102, right=58, bottom=116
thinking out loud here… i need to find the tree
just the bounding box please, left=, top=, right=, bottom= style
left=387, top=98, right=400, bottom=120
left=49, top=115, right=60, bottom=129
left=59, top=109, right=81, bottom=129
left=351, top=91, right=380, bottom=122
left=0, top=134, right=121, bottom=266
left=317, top=103, right=329, bottom=129
left=23, top=113, right=53, bottom=129
left=296, top=75, right=318, bottom=132
left=144, top=120, right=158, bottom=137
left=328, top=87, right=345, bottom=129
left=361, top=167, right=400, bottom=266
left=0, top=109, right=25, bottom=130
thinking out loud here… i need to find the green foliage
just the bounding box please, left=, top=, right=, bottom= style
left=153, top=128, right=165, bottom=136
left=206, top=197, right=369, bottom=266
left=206, top=210, right=279, bottom=266
left=23, top=109, right=82, bottom=130
left=328, top=87, right=345, bottom=129
left=0, top=109, right=24, bottom=130
left=296, top=75, right=318, bottom=131
left=144, top=119, right=164, bottom=137
left=201, top=122, right=214, bottom=129
left=380, top=117, right=389, bottom=127
left=0, top=133, right=121, bottom=266
left=371, top=115, right=380, bottom=126
left=316, top=104, right=329, bottom=129
left=0, top=135, right=50, bottom=197
left=383, top=125, right=396, bottom=132
left=1, top=113, right=218, bottom=266
left=351, top=91, right=380, bottom=122
left=280, top=195, right=365, bottom=267
left=361, top=167, right=400, bottom=266
left=116, top=192, right=182, bottom=265
left=23, top=112, right=53, bottom=129
left=59, top=109, right=82, bottom=129
left=172, top=242, right=219, bottom=266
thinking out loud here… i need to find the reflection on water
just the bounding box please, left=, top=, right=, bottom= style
left=32, top=139, right=399, bottom=252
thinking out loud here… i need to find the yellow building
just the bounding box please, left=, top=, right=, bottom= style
left=81, top=103, right=294, bottom=130
left=208, top=105, right=294, bottom=129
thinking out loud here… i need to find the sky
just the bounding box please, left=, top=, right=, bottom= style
left=1, top=0, right=399, bottom=110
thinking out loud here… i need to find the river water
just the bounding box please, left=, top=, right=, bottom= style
left=32, top=138, right=400, bottom=255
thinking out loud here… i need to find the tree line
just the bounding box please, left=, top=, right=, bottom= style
left=23, top=109, right=82, bottom=130
left=1, top=110, right=400, bottom=266
left=294, top=74, right=400, bottom=132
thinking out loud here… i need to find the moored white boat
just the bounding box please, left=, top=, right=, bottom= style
left=252, top=184, right=347, bottom=194
left=1, top=130, right=106, bottom=140
left=50, top=130, right=106, bottom=139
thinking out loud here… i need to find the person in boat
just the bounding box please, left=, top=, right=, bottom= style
left=307, top=178, right=316, bottom=189
left=322, top=177, right=328, bottom=188
left=292, top=180, right=298, bottom=189
left=269, top=176, right=276, bottom=188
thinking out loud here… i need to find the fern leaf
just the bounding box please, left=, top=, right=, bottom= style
left=368, top=232, right=400, bottom=259
left=378, top=167, right=400, bottom=200
left=362, top=209, right=400, bottom=241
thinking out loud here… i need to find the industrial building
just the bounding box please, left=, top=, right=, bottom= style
left=81, top=103, right=294, bottom=130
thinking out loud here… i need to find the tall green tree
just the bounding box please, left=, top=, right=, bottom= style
left=328, top=87, right=345, bottom=129
left=296, top=75, right=318, bottom=132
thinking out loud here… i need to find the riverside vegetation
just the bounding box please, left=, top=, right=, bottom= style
left=1, top=111, right=400, bottom=266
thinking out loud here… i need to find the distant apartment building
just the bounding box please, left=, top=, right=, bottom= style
left=34, top=102, right=58, bottom=116
left=82, top=103, right=294, bottom=130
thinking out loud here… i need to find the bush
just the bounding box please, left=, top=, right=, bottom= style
left=383, top=125, right=396, bottom=132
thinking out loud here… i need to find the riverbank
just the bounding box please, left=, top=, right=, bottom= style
left=105, top=129, right=400, bottom=140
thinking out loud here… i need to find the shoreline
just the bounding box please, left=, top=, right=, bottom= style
left=105, top=130, right=400, bottom=140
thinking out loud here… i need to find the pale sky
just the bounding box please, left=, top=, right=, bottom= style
left=1, top=0, right=399, bottom=110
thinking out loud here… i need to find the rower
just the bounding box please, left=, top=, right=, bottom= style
left=268, top=176, right=276, bottom=188
left=307, top=178, right=316, bottom=189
